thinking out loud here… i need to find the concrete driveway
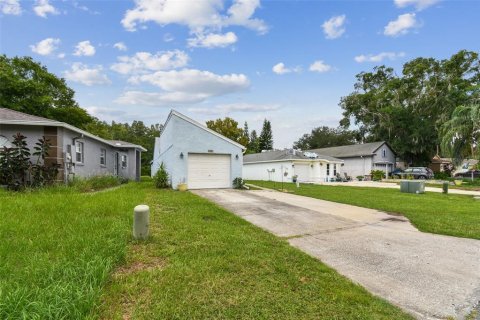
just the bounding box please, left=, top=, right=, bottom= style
left=192, top=189, right=480, bottom=320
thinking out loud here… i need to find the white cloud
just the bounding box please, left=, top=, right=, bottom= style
left=121, top=0, right=267, bottom=34
left=115, top=91, right=209, bottom=106
left=0, top=0, right=21, bottom=15
left=73, top=40, right=96, bottom=56
left=57, top=52, right=66, bottom=59
left=394, top=0, right=440, bottom=10
left=309, top=60, right=333, bottom=73
left=30, top=38, right=60, bottom=56
left=113, top=42, right=128, bottom=51
left=322, top=14, right=346, bottom=39
left=188, top=31, right=238, bottom=48
left=189, top=103, right=280, bottom=115
left=33, top=0, right=58, bottom=18
left=111, top=50, right=189, bottom=75
left=117, top=69, right=249, bottom=106
left=384, top=13, right=418, bottom=37
left=64, top=63, right=111, bottom=86
left=272, top=62, right=301, bottom=75
left=129, top=69, right=249, bottom=95
left=354, top=52, right=406, bottom=63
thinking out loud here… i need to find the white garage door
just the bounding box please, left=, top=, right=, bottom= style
left=294, top=164, right=311, bottom=182
left=188, top=153, right=231, bottom=189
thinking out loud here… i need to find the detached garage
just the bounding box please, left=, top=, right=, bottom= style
left=151, top=110, right=245, bottom=189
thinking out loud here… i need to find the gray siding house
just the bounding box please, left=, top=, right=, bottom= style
left=309, top=141, right=396, bottom=178
left=0, top=108, right=146, bottom=182
left=152, top=110, right=245, bottom=189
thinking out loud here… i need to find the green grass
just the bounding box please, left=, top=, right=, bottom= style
left=248, top=180, right=480, bottom=240
left=0, top=183, right=148, bottom=319
left=0, top=181, right=411, bottom=319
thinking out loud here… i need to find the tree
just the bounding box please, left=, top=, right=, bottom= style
left=248, top=130, right=260, bottom=153
left=294, top=126, right=357, bottom=150
left=441, top=104, right=480, bottom=165
left=0, top=55, right=93, bottom=129
left=243, top=121, right=250, bottom=146
left=339, top=50, right=480, bottom=165
left=206, top=117, right=248, bottom=146
left=258, top=119, right=273, bottom=151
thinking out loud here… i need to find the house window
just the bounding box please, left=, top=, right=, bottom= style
left=382, top=148, right=386, bottom=158
left=0, top=135, right=13, bottom=149
left=75, top=141, right=84, bottom=163
left=100, top=149, right=106, bottom=166
left=334, top=164, right=337, bottom=176
left=121, top=155, right=127, bottom=168
left=326, top=164, right=330, bottom=176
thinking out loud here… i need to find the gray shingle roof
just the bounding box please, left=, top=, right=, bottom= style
left=308, top=141, right=387, bottom=158
left=0, top=108, right=61, bottom=123
left=243, top=150, right=342, bottom=163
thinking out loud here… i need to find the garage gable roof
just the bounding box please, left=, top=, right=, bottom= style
left=244, top=150, right=343, bottom=163
left=163, top=110, right=246, bottom=150
left=308, top=141, right=393, bottom=158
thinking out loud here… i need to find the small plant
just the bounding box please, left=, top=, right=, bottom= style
left=153, top=162, right=170, bottom=188
left=370, top=170, right=384, bottom=181
left=356, top=175, right=364, bottom=181
left=233, top=177, right=245, bottom=189
left=292, top=175, right=298, bottom=183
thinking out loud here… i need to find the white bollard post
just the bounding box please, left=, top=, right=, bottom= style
left=133, top=205, right=149, bottom=240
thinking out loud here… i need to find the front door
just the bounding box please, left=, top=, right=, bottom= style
left=114, top=152, right=119, bottom=176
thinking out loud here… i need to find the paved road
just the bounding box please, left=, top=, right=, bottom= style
left=192, top=189, right=480, bottom=320
left=316, top=180, right=480, bottom=196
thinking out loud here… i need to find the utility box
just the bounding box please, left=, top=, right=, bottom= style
left=400, top=180, right=425, bottom=194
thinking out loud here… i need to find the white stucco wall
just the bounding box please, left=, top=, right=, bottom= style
left=152, top=113, right=244, bottom=189
left=243, top=160, right=343, bottom=182
left=341, top=157, right=373, bottom=178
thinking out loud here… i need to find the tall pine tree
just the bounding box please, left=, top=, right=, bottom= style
left=243, top=121, right=250, bottom=145
left=259, top=119, right=273, bottom=151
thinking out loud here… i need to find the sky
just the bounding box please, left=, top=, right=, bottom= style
left=1, top=0, right=479, bottom=148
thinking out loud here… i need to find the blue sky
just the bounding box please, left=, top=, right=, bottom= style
left=1, top=0, right=479, bottom=147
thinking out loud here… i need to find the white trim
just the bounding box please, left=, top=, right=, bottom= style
left=0, top=119, right=147, bottom=152
left=161, top=110, right=246, bottom=150
left=244, top=158, right=344, bottom=165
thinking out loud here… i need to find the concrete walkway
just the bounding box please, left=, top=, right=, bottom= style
left=192, top=189, right=480, bottom=320
left=316, top=180, right=480, bottom=196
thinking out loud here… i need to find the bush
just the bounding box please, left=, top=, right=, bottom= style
left=370, top=170, right=384, bottom=181
left=153, top=163, right=170, bottom=188
left=70, top=175, right=123, bottom=192
left=434, top=172, right=450, bottom=180
left=233, top=177, right=245, bottom=189
left=356, top=175, right=364, bottom=181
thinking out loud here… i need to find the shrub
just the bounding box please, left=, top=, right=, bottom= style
left=233, top=177, right=245, bottom=189
left=434, top=172, right=450, bottom=180
left=356, top=175, right=364, bottom=181
left=370, top=170, right=384, bottom=181
left=153, top=162, right=170, bottom=188
left=0, top=133, right=59, bottom=190
left=70, top=175, right=122, bottom=192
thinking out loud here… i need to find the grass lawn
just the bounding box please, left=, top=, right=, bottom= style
left=0, top=181, right=411, bottom=319
left=247, top=180, right=480, bottom=240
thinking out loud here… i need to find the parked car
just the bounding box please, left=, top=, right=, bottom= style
left=390, top=168, right=404, bottom=178
left=398, top=167, right=434, bottom=180
left=454, top=170, right=480, bottom=179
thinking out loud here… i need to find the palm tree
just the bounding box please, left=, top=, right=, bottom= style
left=441, top=104, right=480, bottom=179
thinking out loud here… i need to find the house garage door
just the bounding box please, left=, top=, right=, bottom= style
left=188, top=154, right=231, bottom=189
left=294, top=164, right=311, bottom=182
